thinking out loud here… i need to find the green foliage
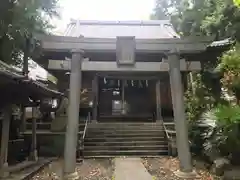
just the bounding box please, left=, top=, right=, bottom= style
left=188, top=104, right=240, bottom=162
left=218, top=44, right=240, bottom=102
left=189, top=110, right=217, bottom=156
left=185, top=73, right=217, bottom=155
left=150, top=0, right=170, bottom=20
left=234, top=0, right=240, bottom=7
left=185, top=73, right=216, bottom=122
left=152, top=0, right=240, bottom=40
left=152, top=0, right=240, bottom=161
left=0, top=0, right=59, bottom=65
left=207, top=105, right=240, bottom=159
left=184, top=72, right=228, bottom=155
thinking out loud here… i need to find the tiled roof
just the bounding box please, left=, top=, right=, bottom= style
left=208, top=38, right=233, bottom=47
left=0, top=60, right=62, bottom=98
left=64, top=20, right=180, bottom=39
left=63, top=20, right=234, bottom=48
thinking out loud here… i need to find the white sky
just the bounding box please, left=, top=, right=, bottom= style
left=54, top=0, right=155, bottom=34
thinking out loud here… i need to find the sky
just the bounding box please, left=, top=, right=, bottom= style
left=54, top=0, right=156, bottom=34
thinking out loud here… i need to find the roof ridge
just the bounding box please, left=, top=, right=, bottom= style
left=70, top=19, right=171, bottom=26
left=64, top=19, right=179, bottom=38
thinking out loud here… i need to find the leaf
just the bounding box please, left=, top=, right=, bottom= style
left=0, top=0, right=59, bottom=65
left=234, top=0, right=240, bottom=7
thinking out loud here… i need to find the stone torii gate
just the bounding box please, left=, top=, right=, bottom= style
left=39, top=34, right=212, bottom=179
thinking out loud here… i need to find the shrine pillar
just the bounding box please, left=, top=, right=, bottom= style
left=168, top=49, right=196, bottom=178
left=63, top=49, right=83, bottom=180
left=0, top=106, right=11, bottom=178
left=155, top=80, right=162, bottom=121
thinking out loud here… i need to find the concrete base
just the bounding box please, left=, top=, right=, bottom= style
left=170, top=140, right=177, bottom=157
left=91, top=120, right=97, bottom=123
left=63, top=171, right=79, bottom=180
left=174, top=170, right=198, bottom=179
left=0, top=163, right=9, bottom=178
left=29, top=150, right=38, bottom=161
left=156, top=120, right=163, bottom=124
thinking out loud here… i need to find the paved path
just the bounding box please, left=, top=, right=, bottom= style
left=114, top=157, right=153, bottom=180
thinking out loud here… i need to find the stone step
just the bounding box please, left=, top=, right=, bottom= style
left=86, top=133, right=165, bottom=138
left=88, top=123, right=163, bottom=127
left=87, top=129, right=164, bottom=133
left=88, top=125, right=163, bottom=129
left=87, top=130, right=164, bottom=134
left=26, top=123, right=51, bottom=130
left=4, top=158, right=53, bottom=180
left=84, top=145, right=168, bottom=151
left=22, top=131, right=83, bottom=135
left=87, top=128, right=164, bottom=131
left=84, top=140, right=167, bottom=146
left=86, top=131, right=164, bottom=136
left=89, top=123, right=163, bottom=126
left=85, top=136, right=165, bottom=142
left=89, top=121, right=168, bottom=124
left=83, top=150, right=168, bottom=156
left=88, top=122, right=161, bottom=124
left=82, top=122, right=168, bottom=156
left=26, top=123, right=85, bottom=131
left=98, top=120, right=155, bottom=123
left=81, top=155, right=164, bottom=158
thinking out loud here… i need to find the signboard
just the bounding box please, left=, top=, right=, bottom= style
left=116, top=36, right=136, bottom=65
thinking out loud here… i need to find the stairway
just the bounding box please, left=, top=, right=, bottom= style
left=83, top=122, right=169, bottom=157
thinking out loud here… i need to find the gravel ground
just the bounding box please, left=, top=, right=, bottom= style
left=142, top=157, right=221, bottom=180
left=31, top=158, right=114, bottom=180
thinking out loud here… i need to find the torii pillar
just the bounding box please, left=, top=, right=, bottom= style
left=63, top=49, right=84, bottom=180
left=168, top=49, right=197, bottom=178
left=0, top=106, right=11, bottom=178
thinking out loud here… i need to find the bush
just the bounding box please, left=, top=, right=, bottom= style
left=203, top=105, right=240, bottom=164
left=218, top=44, right=240, bottom=103
left=185, top=73, right=217, bottom=155
left=189, top=110, right=217, bottom=157
left=185, top=73, right=216, bottom=122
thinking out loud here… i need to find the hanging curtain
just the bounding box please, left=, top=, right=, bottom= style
left=124, top=80, right=128, bottom=87
left=131, top=80, right=134, bottom=87
left=139, top=80, right=143, bottom=88
left=109, top=79, right=115, bottom=87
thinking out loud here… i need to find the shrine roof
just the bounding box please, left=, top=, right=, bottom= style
left=63, top=20, right=233, bottom=48
left=64, top=20, right=180, bottom=39
left=208, top=38, right=233, bottom=47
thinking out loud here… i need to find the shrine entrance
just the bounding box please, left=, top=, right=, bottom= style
left=37, top=19, right=214, bottom=178
left=98, top=77, right=155, bottom=122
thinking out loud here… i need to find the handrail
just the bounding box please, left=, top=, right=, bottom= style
left=162, top=122, right=176, bottom=138
left=78, top=112, right=90, bottom=160
left=162, top=122, right=171, bottom=140
left=161, top=121, right=177, bottom=156
left=82, top=112, right=90, bottom=141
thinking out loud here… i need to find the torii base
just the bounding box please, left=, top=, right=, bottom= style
left=174, top=170, right=198, bottom=179
left=63, top=171, right=79, bottom=180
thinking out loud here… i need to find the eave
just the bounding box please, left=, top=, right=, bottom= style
left=38, top=35, right=214, bottom=54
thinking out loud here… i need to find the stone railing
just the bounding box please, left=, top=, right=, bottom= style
left=162, top=122, right=177, bottom=156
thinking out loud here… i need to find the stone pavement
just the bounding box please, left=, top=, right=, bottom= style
left=114, top=157, right=153, bottom=180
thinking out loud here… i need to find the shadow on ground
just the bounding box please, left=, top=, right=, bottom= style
left=142, top=157, right=221, bottom=180
left=32, top=158, right=114, bottom=180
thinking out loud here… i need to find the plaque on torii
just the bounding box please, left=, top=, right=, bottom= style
left=116, top=36, right=136, bottom=65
